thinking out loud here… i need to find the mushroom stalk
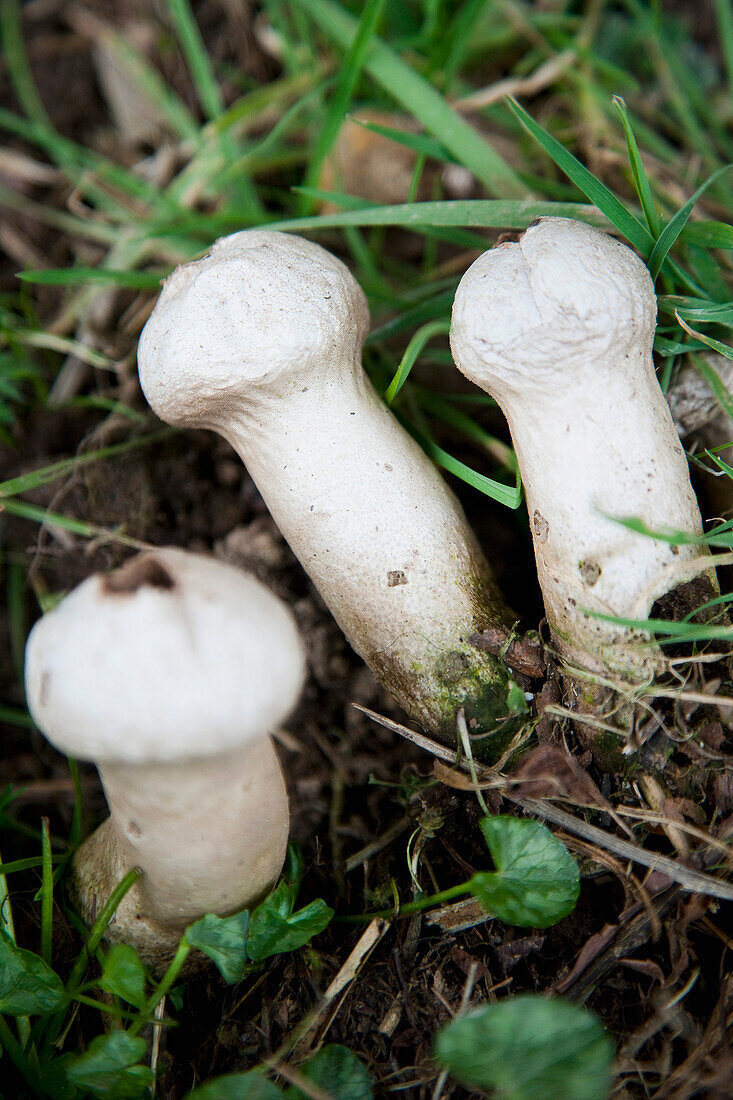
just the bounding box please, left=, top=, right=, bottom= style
left=451, top=217, right=713, bottom=678
left=83, top=743, right=287, bottom=930
left=25, top=549, right=304, bottom=966
left=138, top=231, right=524, bottom=743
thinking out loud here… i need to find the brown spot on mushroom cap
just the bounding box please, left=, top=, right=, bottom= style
left=103, top=556, right=176, bottom=595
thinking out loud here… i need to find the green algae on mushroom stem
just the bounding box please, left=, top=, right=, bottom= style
left=25, top=549, right=305, bottom=968
left=450, top=217, right=716, bottom=682
left=137, top=229, right=527, bottom=746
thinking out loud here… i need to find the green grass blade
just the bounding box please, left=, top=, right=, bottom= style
left=40, top=818, right=53, bottom=967
left=507, top=97, right=653, bottom=253
left=0, top=430, right=170, bottom=499
left=648, top=165, right=733, bottom=279
left=593, top=614, right=733, bottom=642
left=274, top=198, right=607, bottom=233
left=416, top=389, right=516, bottom=472
left=398, top=415, right=522, bottom=508
left=682, top=221, right=733, bottom=249
left=295, top=0, right=527, bottom=198
left=367, top=287, right=455, bottom=343
left=0, top=499, right=149, bottom=549
left=689, top=352, right=733, bottom=418
left=0, top=856, right=63, bottom=875
left=613, top=96, right=660, bottom=236
left=659, top=297, right=733, bottom=326
left=0, top=0, right=51, bottom=128
left=165, top=0, right=223, bottom=120
left=17, top=268, right=165, bottom=289
left=385, top=320, right=450, bottom=404
left=96, top=28, right=199, bottom=141
left=300, top=0, right=387, bottom=212
left=353, top=118, right=454, bottom=162
left=424, top=437, right=522, bottom=508
left=57, top=869, right=141, bottom=1040
left=165, top=0, right=261, bottom=213
left=713, top=0, right=733, bottom=91
left=292, top=188, right=490, bottom=247
left=676, top=313, right=733, bottom=362
left=0, top=705, right=33, bottom=730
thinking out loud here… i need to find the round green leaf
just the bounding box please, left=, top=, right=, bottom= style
left=469, top=816, right=579, bottom=927
left=0, top=927, right=65, bottom=1016
left=185, top=910, right=250, bottom=985
left=435, top=995, right=613, bottom=1100
left=287, top=1045, right=373, bottom=1100
left=185, top=1069, right=283, bottom=1099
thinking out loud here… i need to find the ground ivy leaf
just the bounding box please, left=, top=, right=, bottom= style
left=0, top=926, right=66, bottom=1015
left=98, top=943, right=147, bottom=1007
left=286, top=1045, right=373, bottom=1100
left=185, top=910, right=250, bottom=985
left=468, top=816, right=579, bottom=927
left=434, top=995, right=613, bottom=1100
left=247, top=883, right=333, bottom=963
left=185, top=1069, right=283, bottom=1099
left=62, top=1031, right=154, bottom=1098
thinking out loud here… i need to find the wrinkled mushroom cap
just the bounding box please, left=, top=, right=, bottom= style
left=138, top=230, right=370, bottom=429
left=451, top=217, right=657, bottom=400
left=25, top=548, right=306, bottom=765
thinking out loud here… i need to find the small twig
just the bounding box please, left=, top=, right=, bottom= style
left=637, top=775, right=690, bottom=857
left=431, top=961, right=479, bottom=1100
left=280, top=917, right=390, bottom=1062
left=264, top=1060, right=333, bottom=1100
left=149, top=997, right=166, bottom=1096
left=453, top=50, right=574, bottom=110
left=457, top=708, right=488, bottom=815
left=553, top=885, right=683, bottom=1001
left=345, top=815, right=413, bottom=873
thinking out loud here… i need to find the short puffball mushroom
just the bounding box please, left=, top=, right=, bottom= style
left=25, top=548, right=305, bottom=965
left=137, top=230, right=522, bottom=743
left=450, top=217, right=712, bottom=679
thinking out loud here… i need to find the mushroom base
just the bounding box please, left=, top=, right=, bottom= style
left=69, top=818, right=184, bottom=971
left=369, top=637, right=528, bottom=758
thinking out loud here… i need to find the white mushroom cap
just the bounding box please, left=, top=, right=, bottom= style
left=451, top=217, right=657, bottom=398
left=25, top=548, right=306, bottom=765
left=138, top=230, right=370, bottom=431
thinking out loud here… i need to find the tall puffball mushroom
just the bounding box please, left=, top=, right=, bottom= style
left=451, top=217, right=713, bottom=680
left=25, top=548, right=305, bottom=966
left=137, top=230, right=524, bottom=744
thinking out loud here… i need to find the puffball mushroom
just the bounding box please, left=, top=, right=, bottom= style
left=25, top=548, right=305, bottom=966
left=451, top=217, right=711, bottom=679
left=137, top=230, right=523, bottom=744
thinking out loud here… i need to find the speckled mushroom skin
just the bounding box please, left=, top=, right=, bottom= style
left=451, top=217, right=712, bottom=678
left=138, top=231, right=524, bottom=743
